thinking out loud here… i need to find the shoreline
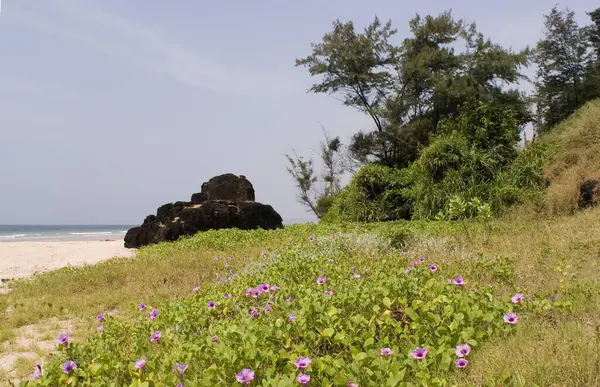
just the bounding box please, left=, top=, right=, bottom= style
left=0, top=238, right=134, bottom=280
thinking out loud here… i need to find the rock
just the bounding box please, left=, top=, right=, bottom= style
left=124, top=174, right=283, bottom=248
left=578, top=179, right=600, bottom=208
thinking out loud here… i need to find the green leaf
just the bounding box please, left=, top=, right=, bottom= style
left=354, top=352, right=368, bottom=362
left=322, top=327, right=335, bottom=338
left=383, top=297, right=392, bottom=307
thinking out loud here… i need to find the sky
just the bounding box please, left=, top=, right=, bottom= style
left=0, top=0, right=596, bottom=225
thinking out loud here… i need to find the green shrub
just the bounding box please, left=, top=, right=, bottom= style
left=323, top=164, right=411, bottom=222
left=26, top=233, right=520, bottom=386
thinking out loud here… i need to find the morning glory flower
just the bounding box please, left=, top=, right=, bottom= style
left=249, top=309, right=259, bottom=318
left=294, top=356, right=312, bottom=369
left=61, top=360, right=77, bottom=374
left=251, top=289, right=260, bottom=298
left=134, top=358, right=147, bottom=370
left=380, top=348, right=393, bottom=356
left=96, top=312, right=105, bottom=322
left=412, top=261, right=418, bottom=267
left=503, top=312, right=518, bottom=324
left=263, top=304, right=272, bottom=313
left=347, top=382, right=358, bottom=387
left=96, top=325, right=103, bottom=332
left=259, top=283, right=270, bottom=293
left=288, top=314, right=297, bottom=322
left=316, top=277, right=326, bottom=285
left=245, top=288, right=253, bottom=297
left=429, top=265, right=437, bottom=272
left=352, top=273, right=361, bottom=279
left=193, top=286, right=200, bottom=293
left=207, top=301, right=216, bottom=309
left=418, top=256, right=425, bottom=263
left=150, top=308, right=159, bottom=321
left=285, top=297, right=294, bottom=303
left=211, top=335, right=219, bottom=343
left=455, top=343, right=471, bottom=357
left=270, top=285, right=279, bottom=292
left=410, top=347, right=428, bottom=360
left=455, top=358, right=469, bottom=368
left=308, top=236, right=315, bottom=242
left=453, top=276, right=465, bottom=286
left=236, top=368, right=255, bottom=385
left=138, top=303, right=146, bottom=311
left=511, top=293, right=524, bottom=303
left=404, top=268, right=410, bottom=275
left=57, top=333, right=68, bottom=346
left=32, top=364, right=42, bottom=380
left=173, top=363, right=188, bottom=375
left=224, top=293, right=232, bottom=299
left=324, top=290, right=334, bottom=296
left=149, top=331, right=161, bottom=343
left=297, top=373, right=311, bottom=385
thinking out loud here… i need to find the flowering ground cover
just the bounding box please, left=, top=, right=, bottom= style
left=3, top=208, right=600, bottom=385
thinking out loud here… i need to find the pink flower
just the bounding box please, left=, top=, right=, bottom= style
left=193, top=286, right=200, bottom=293
left=149, top=331, right=161, bottom=343
left=429, top=265, right=437, bottom=272
left=297, top=373, right=311, bottom=385
left=511, top=293, right=524, bottom=303
left=455, top=343, right=471, bottom=357
left=207, top=301, right=216, bottom=309
left=316, top=277, right=326, bottom=285
left=452, top=276, right=465, bottom=286
left=324, top=290, right=334, bottom=296
left=236, top=368, right=255, bottom=385
left=410, top=347, right=428, bottom=360
left=503, top=312, right=518, bottom=324
left=294, top=356, right=311, bottom=369
left=455, top=358, right=468, bottom=368
left=250, top=309, right=259, bottom=318
left=380, top=348, right=393, bottom=356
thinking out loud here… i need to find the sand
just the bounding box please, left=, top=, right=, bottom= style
left=0, top=239, right=134, bottom=279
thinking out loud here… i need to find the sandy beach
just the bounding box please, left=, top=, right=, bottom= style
left=0, top=239, right=134, bottom=279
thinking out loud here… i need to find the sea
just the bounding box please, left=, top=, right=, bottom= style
left=0, top=225, right=134, bottom=242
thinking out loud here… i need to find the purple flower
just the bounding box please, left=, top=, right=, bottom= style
left=150, top=331, right=161, bottom=343
left=455, top=343, right=471, bottom=357
left=504, top=312, right=518, bottom=324
left=259, top=283, right=270, bottom=293
left=453, top=276, right=465, bottom=286
left=285, top=297, right=294, bottom=303
left=297, top=373, right=311, bottom=384
left=134, top=358, right=147, bottom=370
left=347, top=382, right=359, bottom=387
left=352, top=273, right=361, bottom=279
left=270, top=285, right=279, bottom=292
left=404, top=268, right=410, bottom=275
left=138, top=303, right=146, bottom=311
left=224, top=293, right=232, bottom=299
left=173, top=363, right=188, bottom=375
left=251, top=289, right=260, bottom=298
left=294, top=356, right=312, bottom=370
left=176, top=384, right=184, bottom=387
left=418, top=256, right=425, bottom=263
left=263, top=304, right=272, bottom=313
left=32, top=364, right=42, bottom=380
left=245, top=288, right=253, bottom=297
left=97, top=325, right=103, bottom=332
left=250, top=308, right=259, bottom=318
left=61, top=360, right=77, bottom=374
left=412, top=261, right=418, bottom=268
left=308, top=236, right=315, bottom=242
left=96, top=312, right=105, bottom=322
left=410, top=347, right=428, bottom=360
left=228, top=274, right=235, bottom=281
left=380, top=347, right=393, bottom=356
left=316, top=277, right=326, bottom=285
left=211, top=335, right=219, bottom=343
left=511, top=293, right=524, bottom=303
left=455, top=358, right=469, bottom=368
left=57, top=333, right=68, bottom=346
left=150, top=308, right=159, bottom=321
left=288, top=314, right=297, bottom=322
left=207, top=300, right=216, bottom=309
left=236, top=368, right=255, bottom=384
left=193, top=286, right=200, bottom=293
left=429, top=265, right=437, bottom=272
left=323, top=290, right=334, bottom=296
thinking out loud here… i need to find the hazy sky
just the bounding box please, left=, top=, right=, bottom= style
left=0, top=0, right=596, bottom=225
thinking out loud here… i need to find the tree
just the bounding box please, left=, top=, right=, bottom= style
left=533, top=6, right=591, bottom=132
left=582, top=7, right=600, bottom=102
left=285, top=127, right=345, bottom=218
left=296, top=11, right=530, bottom=168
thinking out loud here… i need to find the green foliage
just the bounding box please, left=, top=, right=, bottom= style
left=407, top=102, right=533, bottom=219
left=322, top=164, right=411, bottom=222
left=296, top=11, right=530, bottom=168
left=25, top=233, right=519, bottom=386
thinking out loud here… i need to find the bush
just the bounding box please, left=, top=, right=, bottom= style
left=322, top=164, right=411, bottom=222
left=26, top=233, right=520, bottom=386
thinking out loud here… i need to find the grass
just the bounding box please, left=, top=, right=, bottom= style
left=0, top=206, right=597, bottom=385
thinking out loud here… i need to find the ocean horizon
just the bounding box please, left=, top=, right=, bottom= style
left=0, top=225, right=133, bottom=242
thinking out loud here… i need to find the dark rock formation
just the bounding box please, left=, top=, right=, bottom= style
left=124, top=174, right=283, bottom=248
left=578, top=179, right=600, bottom=208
